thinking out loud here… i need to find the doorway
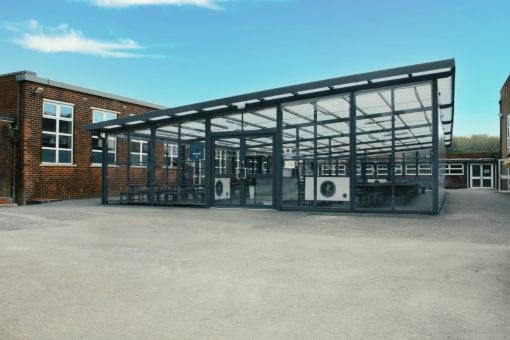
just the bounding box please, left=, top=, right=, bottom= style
left=470, top=164, right=494, bottom=188
left=212, top=133, right=275, bottom=207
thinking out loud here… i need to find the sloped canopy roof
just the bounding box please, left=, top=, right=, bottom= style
left=86, top=59, right=455, bottom=147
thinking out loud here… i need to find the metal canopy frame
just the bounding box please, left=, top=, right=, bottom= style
left=90, top=59, right=455, bottom=214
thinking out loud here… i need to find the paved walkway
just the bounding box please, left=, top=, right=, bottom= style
left=0, top=189, right=509, bottom=339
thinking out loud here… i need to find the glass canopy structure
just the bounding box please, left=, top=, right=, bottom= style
left=86, top=59, right=455, bottom=214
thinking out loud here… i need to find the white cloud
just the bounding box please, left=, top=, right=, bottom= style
left=89, top=0, right=220, bottom=9
left=6, top=20, right=147, bottom=58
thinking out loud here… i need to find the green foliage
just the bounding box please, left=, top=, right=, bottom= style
left=448, top=134, right=499, bottom=153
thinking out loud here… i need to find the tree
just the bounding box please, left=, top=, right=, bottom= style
left=447, top=134, right=499, bottom=153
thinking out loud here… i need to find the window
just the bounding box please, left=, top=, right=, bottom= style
left=405, top=164, right=417, bottom=175
left=321, top=164, right=330, bottom=176
left=507, top=116, right=510, bottom=156
left=163, top=143, right=178, bottom=167
left=41, top=100, right=73, bottom=164
left=377, top=164, right=388, bottom=176
left=91, top=109, right=117, bottom=164
left=336, top=164, right=346, bottom=175
left=394, top=164, right=403, bottom=175
left=418, top=163, right=432, bottom=175
left=131, top=140, right=148, bottom=166
left=443, top=164, right=464, bottom=175
left=356, top=164, right=374, bottom=176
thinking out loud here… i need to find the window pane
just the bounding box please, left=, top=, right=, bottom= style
left=131, top=141, right=140, bottom=153
left=42, top=133, right=56, bottom=147
left=42, top=118, right=56, bottom=132
left=131, top=154, right=140, bottom=165
left=59, top=135, right=72, bottom=149
left=59, top=150, right=71, bottom=163
left=142, top=142, right=148, bottom=153
left=44, top=103, right=56, bottom=116
left=107, top=138, right=116, bottom=151
left=60, top=106, right=73, bottom=118
left=93, top=111, right=103, bottom=123
left=108, top=152, right=116, bottom=164
left=59, top=120, right=72, bottom=134
left=42, top=149, right=56, bottom=162
left=142, top=155, right=148, bottom=165
left=91, top=137, right=101, bottom=150
left=105, top=112, right=117, bottom=121
left=92, top=151, right=102, bottom=164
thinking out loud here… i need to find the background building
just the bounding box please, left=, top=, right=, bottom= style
left=444, top=152, right=499, bottom=189
left=0, top=71, right=164, bottom=205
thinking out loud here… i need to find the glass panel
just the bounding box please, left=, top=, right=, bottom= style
left=42, top=133, right=56, bottom=147
left=42, top=149, right=56, bottom=162
left=59, top=120, right=72, bottom=134
left=43, top=102, right=56, bottom=116
left=482, top=165, right=491, bottom=177
left=92, top=111, right=103, bottom=123
left=105, top=112, right=117, bottom=121
left=472, top=165, right=481, bottom=177
left=59, top=135, right=71, bottom=148
left=243, top=108, right=276, bottom=131
left=214, top=137, right=241, bottom=205
left=473, top=179, right=481, bottom=187
left=245, top=136, right=273, bottom=207
left=483, top=179, right=491, bottom=188
left=131, top=141, right=141, bottom=153
left=60, top=106, right=73, bottom=118
left=42, top=118, right=56, bottom=132
left=58, top=150, right=71, bottom=163
left=92, top=151, right=101, bottom=164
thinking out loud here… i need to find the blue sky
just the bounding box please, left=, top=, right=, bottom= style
left=0, top=0, right=508, bottom=136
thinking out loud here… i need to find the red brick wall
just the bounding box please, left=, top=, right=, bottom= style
left=17, top=80, right=162, bottom=204
left=0, top=74, right=18, bottom=199
left=0, top=74, right=18, bottom=117
left=0, top=122, right=14, bottom=197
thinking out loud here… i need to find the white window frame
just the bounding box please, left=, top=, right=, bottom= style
left=394, top=164, right=403, bottom=175
left=443, top=164, right=464, bottom=175
left=507, top=116, right=510, bottom=156
left=163, top=143, right=178, bottom=168
left=377, top=164, right=388, bottom=176
left=321, top=164, right=330, bottom=176
left=356, top=164, right=374, bottom=176
left=336, top=164, right=346, bottom=175
left=131, top=139, right=148, bottom=166
left=405, top=164, right=417, bottom=175
left=418, top=163, right=432, bottom=175
left=41, top=99, right=74, bottom=165
left=91, top=109, right=117, bottom=165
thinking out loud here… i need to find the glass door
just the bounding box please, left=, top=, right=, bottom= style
left=244, top=135, right=274, bottom=207
left=213, top=134, right=274, bottom=207
left=470, top=164, right=493, bottom=188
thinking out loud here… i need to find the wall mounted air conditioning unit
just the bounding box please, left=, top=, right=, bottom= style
left=304, top=177, right=350, bottom=201
left=214, top=178, right=230, bottom=200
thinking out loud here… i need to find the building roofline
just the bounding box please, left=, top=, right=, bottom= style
left=9, top=71, right=167, bottom=110
left=502, top=75, right=510, bottom=92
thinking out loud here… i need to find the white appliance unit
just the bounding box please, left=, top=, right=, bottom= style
left=305, top=177, right=350, bottom=201
left=214, top=178, right=231, bottom=200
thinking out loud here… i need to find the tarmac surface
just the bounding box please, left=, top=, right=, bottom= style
left=0, top=189, right=509, bottom=339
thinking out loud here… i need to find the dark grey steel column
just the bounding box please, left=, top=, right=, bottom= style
left=349, top=92, right=357, bottom=211
left=205, top=118, right=212, bottom=207
left=431, top=79, right=439, bottom=214
left=126, top=131, right=131, bottom=196
left=313, top=102, right=318, bottom=207
left=275, top=104, right=283, bottom=210
left=148, top=126, right=156, bottom=206
left=101, top=133, right=108, bottom=205
left=390, top=88, right=396, bottom=210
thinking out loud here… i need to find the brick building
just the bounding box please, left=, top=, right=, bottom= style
left=499, top=75, right=510, bottom=192
left=0, top=70, right=165, bottom=204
